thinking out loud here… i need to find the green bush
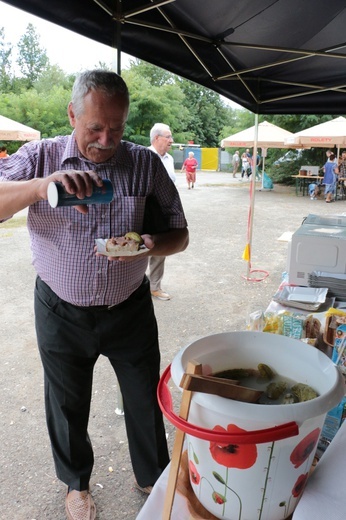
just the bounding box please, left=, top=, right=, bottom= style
left=268, top=160, right=302, bottom=185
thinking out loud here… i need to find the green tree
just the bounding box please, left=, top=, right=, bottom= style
left=122, top=67, right=188, bottom=145
left=0, top=85, right=73, bottom=145
left=176, top=78, right=234, bottom=147
left=218, top=106, right=248, bottom=142
left=17, top=23, right=49, bottom=87
left=34, top=64, right=75, bottom=93
left=127, top=58, right=174, bottom=87
left=125, top=59, right=237, bottom=147
left=95, top=61, right=112, bottom=70
left=0, top=27, right=13, bottom=92
left=267, top=114, right=334, bottom=134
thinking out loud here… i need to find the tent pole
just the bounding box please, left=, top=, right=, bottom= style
left=246, top=114, right=259, bottom=279
left=111, top=0, right=122, bottom=75
left=116, top=18, right=121, bottom=75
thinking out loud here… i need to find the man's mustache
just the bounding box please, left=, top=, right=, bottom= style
left=87, top=142, right=115, bottom=151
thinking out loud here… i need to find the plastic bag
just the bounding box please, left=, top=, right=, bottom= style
left=263, top=171, right=273, bottom=190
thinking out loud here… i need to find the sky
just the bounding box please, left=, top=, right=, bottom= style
left=0, top=1, right=132, bottom=73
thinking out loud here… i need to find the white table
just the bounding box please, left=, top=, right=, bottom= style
left=292, top=420, right=346, bottom=520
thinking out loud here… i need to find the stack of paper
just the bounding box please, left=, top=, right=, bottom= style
left=309, top=271, right=346, bottom=300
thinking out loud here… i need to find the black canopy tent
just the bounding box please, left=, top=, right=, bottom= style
left=3, top=0, right=346, bottom=115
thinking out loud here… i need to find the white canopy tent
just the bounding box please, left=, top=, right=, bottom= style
left=0, top=115, right=40, bottom=141
left=221, top=121, right=296, bottom=178
left=221, top=121, right=294, bottom=150
left=286, top=116, right=346, bottom=160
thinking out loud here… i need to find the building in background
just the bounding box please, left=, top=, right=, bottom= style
left=172, top=144, right=219, bottom=171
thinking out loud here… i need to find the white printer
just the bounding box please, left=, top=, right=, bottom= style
left=288, top=214, right=346, bottom=286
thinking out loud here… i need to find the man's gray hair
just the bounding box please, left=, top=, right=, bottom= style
left=150, top=123, right=171, bottom=143
left=71, top=69, right=129, bottom=117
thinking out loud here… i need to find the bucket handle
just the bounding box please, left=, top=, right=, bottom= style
left=158, top=365, right=299, bottom=445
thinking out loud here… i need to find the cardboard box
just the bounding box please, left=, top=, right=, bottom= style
left=316, top=395, right=346, bottom=458
left=300, top=165, right=320, bottom=176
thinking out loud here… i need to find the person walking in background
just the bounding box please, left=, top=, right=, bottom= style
left=323, top=152, right=338, bottom=202
left=255, top=152, right=261, bottom=180
left=181, top=151, right=198, bottom=189
left=0, top=70, right=189, bottom=520
left=241, top=152, right=250, bottom=180
left=232, top=150, right=240, bottom=177
left=246, top=151, right=261, bottom=181
left=148, top=123, right=176, bottom=301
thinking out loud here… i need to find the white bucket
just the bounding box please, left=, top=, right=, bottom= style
left=159, top=331, right=345, bottom=520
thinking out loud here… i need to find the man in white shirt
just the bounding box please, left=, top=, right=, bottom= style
left=232, top=150, right=240, bottom=177
left=148, top=123, right=176, bottom=300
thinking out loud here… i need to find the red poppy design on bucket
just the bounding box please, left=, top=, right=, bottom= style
left=291, top=473, right=309, bottom=498
left=209, top=424, right=258, bottom=469
left=189, top=460, right=201, bottom=485
left=290, top=428, right=320, bottom=468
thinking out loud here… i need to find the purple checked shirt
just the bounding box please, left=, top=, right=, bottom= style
left=0, top=133, right=187, bottom=306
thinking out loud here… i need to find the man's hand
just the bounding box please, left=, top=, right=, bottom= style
left=0, top=169, right=107, bottom=220
left=37, top=170, right=104, bottom=214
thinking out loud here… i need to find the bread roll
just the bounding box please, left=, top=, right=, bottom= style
left=106, top=236, right=140, bottom=254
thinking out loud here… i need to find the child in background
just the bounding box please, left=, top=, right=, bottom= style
left=308, top=182, right=321, bottom=200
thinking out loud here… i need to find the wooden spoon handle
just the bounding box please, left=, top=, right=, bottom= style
left=184, top=373, right=239, bottom=386
left=180, top=373, right=262, bottom=403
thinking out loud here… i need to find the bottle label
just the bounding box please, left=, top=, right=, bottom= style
left=48, top=179, right=113, bottom=208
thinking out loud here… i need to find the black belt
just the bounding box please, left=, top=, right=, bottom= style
left=88, top=303, right=118, bottom=311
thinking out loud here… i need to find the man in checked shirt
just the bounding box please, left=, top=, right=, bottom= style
left=0, top=69, right=188, bottom=520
